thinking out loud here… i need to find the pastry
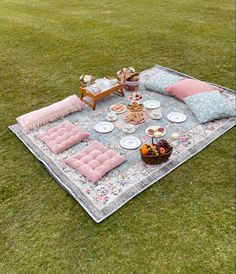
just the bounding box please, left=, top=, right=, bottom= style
left=111, top=104, right=126, bottom=113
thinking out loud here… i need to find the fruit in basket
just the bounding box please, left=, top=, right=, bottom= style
left=140, top=139, right=173, bottom=164
left=141, top=146, right=149, bottom=155
left=140, top=139, right=172, bottom=157
left=159, top=147, right=166, bottom=154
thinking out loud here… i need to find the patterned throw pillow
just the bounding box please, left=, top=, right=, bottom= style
left=144, top=73, right=183, bottom=95
left=184, top=91, right=235, bottom=123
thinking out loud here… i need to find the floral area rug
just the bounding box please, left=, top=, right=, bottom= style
left=9, top=65, right=236, bottom=223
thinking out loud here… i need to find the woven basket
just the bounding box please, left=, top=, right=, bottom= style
left=141, top=149, right=172, bottom=165
left=140, top=138, right=173, bottom=165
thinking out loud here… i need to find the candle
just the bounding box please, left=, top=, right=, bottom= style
left=171, top=132, right=180, bottom=140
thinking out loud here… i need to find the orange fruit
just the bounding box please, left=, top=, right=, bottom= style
left=141, top=147, right=149, bottom=155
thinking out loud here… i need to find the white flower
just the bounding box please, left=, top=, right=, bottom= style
left=80, top=75, right=84, bottom=81
left=84, top=75, right=92, bottom=83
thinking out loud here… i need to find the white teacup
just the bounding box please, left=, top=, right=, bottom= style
left=124, top=123, right=134, bottom=132
left=151, top=109, right=162, bottom=119
left=107, top=112, right=117, bottom=120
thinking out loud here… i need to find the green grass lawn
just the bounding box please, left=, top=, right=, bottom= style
left=0, top=0, right=235, bottom=273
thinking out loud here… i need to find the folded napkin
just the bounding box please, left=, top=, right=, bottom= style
left=17, top=95, right=84, bottom=131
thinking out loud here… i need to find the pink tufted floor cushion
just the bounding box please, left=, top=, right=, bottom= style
left=17, top=95, right=84, bottom=132
left=64, top=141, right=126, bottom=183
left=38, top=120, right=90, bottom=154
left=165, top=79, right=223, bottom=101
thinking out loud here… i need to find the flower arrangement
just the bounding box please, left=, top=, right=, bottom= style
left=140, top=138, right=173, bottom=165
left=80, top=74, right=94, bottom=86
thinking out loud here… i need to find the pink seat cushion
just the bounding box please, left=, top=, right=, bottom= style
left=64, top=141, right=126, bottom=183
left=38, top=120, right=90, bottom=154
left=165, top=79, right=223, bottom=101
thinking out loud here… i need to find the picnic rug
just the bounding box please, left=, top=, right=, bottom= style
left=9, top=65, right=236, bottom=223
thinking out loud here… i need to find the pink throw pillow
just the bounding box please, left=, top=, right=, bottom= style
left=17, top=95, right=84, bottom=131
left=64, top=141, right=126, bottom=183
left=165, top=79, right=223, bottom=101
left=38, top=120, right=90, bottom=154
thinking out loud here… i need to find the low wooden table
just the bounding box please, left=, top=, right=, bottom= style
left=80, top=78, right=125, bottom=110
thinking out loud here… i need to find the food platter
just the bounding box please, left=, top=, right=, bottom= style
left=109, top=104, right=127, bottom=114
left=145, top=126, right=166, bottom=138
left=126, top=102, right=144, bottom=112
left=124, top=112, right=148, bottom=125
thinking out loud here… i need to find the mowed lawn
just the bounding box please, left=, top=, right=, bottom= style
left=0, top=0, right=235, bottom=273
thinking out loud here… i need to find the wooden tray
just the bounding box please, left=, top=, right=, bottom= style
left=80, top=77, right=125, bottom=110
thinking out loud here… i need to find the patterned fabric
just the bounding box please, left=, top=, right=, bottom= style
left=38, top=120, right=90, bottom=154
left=166, top=79, right=223, bottom=101
left=17, top=95, right=84, bottom=132
left=9, top=65, right=236, bottom=222
left=144, top=72, right=183, bottom=95
left=65, top=141, right=126, bottom=183
left=184, top=91, right=235, bottom=123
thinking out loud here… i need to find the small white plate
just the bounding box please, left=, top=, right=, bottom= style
left=95, top=122, right=114, bottom=133
left=120, top=136, right=141, bottom=150
left=145, top=126, right=166, bottom=138
left=167, top=112, right=187, bottom=123
left=109, top=104, right=127, bottom=114
left=143, top=100, right=161, bottom=109
left=121, top=127, right=136, bottom=134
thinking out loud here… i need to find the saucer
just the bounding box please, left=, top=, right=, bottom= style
left=122, top=126, right=136, bottom=134
left=105, top=116, right=118, bottom=122
left=149, top=113, right=163, bottom=120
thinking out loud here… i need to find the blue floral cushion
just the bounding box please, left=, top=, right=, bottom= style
left=144, top=73, right=183, bottom=95
left=184, top=91, right=235, bottom=123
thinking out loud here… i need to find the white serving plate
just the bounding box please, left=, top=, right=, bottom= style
left=109, top=104, right=127, bottom=114
left=145, top=126, right=166, bottom=138
left=95, top=122, right=114, bottom=133
left=143, top=100, right=161, bottom=109
left=167, top=112, right=187, bottom=123
left=120, top=136, right=141, bottom=150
